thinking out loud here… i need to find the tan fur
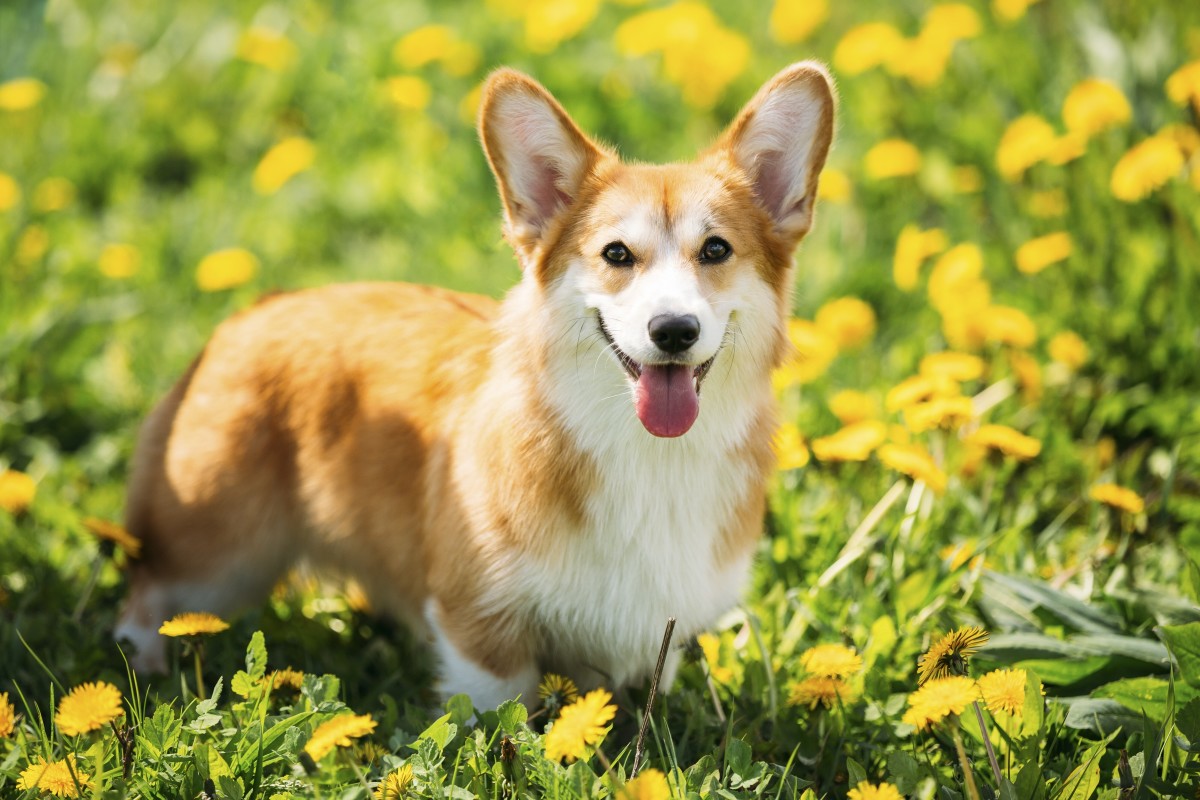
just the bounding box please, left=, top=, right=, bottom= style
left=119, top=63, right=835, bottom=700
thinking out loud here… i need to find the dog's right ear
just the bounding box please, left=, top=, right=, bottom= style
left=479, top=69, right=607, bottom=263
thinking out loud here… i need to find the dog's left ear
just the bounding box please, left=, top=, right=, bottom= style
left=715, top=62, right=835, bottom=244
left=479, top=69, right=608, bottom=262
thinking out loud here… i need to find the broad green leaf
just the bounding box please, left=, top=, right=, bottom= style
left=1176, top=697, right=1200, bottom=743
left=1051, top=740, right=1104, bottom=800
left=1071, top=634, right=1170, bottom=666
left=984, top=572, right=1121, bottom=634
left=845, top=756, right=866, bottom=788
left=231, top=671, right=256, bottom=699
left=244, top=631, right=267, bottom=680
left=1188, top=559, right=1200, bottom=605
left=1013, top=657, right=1109, bottom=686
left=1159, top=622, right=1200, bottom=687
left=1061, top=698, right=1142, bottom=735
left=446, top=693, right=473, bottom=726
left=497, top=699, right=527, bottom=733
left=1093, top=676, right=1199, bottom=723
left=887, top=750, right=920, bottom=794
left=418, top=713, right=456, bottom=753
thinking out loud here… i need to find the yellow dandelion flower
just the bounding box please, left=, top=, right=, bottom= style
left=812, top=421, right=888, bottom=463
left=920, top=352, right=984, bottom=382
left=697, top=633, right=734, bottom=683
left=864, top=139, right=921, bottom=180
left=833, top=22, right=905, bottom=76
left=269, top=668, right=305, bottom=691
left=17, top=755, right=92, bottom=797
left=0, top=77, right=47, bottom=111
left=1028, top=188, right=1066, bottom=218
left=829, top=389, right=875, bottom=425
left=614, top=2, right=749, bottom=109
left=385, top=75, right=432, bottom=111
left=158, top=611, right=231, bottom=637
left=817, top=167, right=852, bottom=203
left=621, top=768, right=670, bottom=800
left=800, top=643, right=863, bottom=678
left=878, top=443, right=948, bottom=492
left=885, top=374, right=959, bottom=413
left=1159, top=123, right=1200, bottom=158
left=0, top=172, right=21, bottom=211
left=788, top=676, right=856, bottom=709
left=952, top=165, right=983, bottom=193
left=893, top=225, right=948, bottom=290
left=923, top=4, right=981, bottom=42
left=904, top=396, right=975, bottom=433
left=1063, top=78, right=1131, bottom=138
left=1007, top=350, right=1042, bottom=403
left=928, top=243, right=985, bottom=312
left=305, top=713, right=377, bottom=761
left=778, top=319, right=838, bottom=385
left=543, top=688, right=617, bottom=763
left=984, top=305, right=1037, bottom=348
left=903, top=675, right=980, bottom=730
left=1048, top=331, right=1088, bottom=370
left=375, top=764, right=415, bottom=800
left=16, top=225, right=50, bottom=264
left=996, top=114, right=1057, bottom=181
left=992, top=0, right=1040, bottom=22
left=815, top=297, right=876, bottom=349
left=940, top=290, right=992, bottom=351
left=538, top=673, right=580, bottom=707
left=395, top=25, right=457, bottom=69
left=33, top=177, right=75, bottom=212
left=966, top=424, right=1041, bottom=460
left=774, top=423, right=811, bottom=471
left=252, top=137, right=316, bottom=195
left=940, top=540, right=985, bottom=571
left=0, top=469, right=36, bottom=514
left=849, top=782, right=905, bottom=800
left=1047, top=132, right=1087, bottom=166
left=886, top=32, right=954, bottom=88
left=236, top=27, right=297, bottom=72
left=83, top=517, right=142, bottom=558
left=1166, top=60, right=1200, bottom=109
left=978, top=668, right=1026, bottom=715
left=98, top=243, right=142, bottom=279
left=769, top=0, right=828, bottom=44
left=0, top=692, right=16, bottom=737
left=196, top=248, right=259, bottom=292
left=56, top=681, right=123, bottom=736
left=917, top=626, right=989, bottom=684
left=1016, top=232, right=1072, bottom=274
left=1111, top=136, right=1184, bottom=202
left=1089, top=483, right=1144, bottom=514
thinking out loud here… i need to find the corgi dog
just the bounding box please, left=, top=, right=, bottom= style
left=115, top=62, right=834, bottom=710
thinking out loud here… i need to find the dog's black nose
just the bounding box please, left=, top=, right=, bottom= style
left=648, top=314, right=700, bottom=353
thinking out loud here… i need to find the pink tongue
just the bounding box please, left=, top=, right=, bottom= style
left=635, top=364, right=700, bottom=438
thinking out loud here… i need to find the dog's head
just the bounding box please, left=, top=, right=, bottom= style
left=480, top=64, right=835, bottom=440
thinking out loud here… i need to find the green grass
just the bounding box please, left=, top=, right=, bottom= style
left=3, top=0, right=1200, bottom=798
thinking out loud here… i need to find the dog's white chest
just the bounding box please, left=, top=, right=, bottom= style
left=521, top=431, right=757, bottom=686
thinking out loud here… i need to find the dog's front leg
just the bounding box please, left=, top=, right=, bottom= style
left=424, top=599, right=540, bottom=713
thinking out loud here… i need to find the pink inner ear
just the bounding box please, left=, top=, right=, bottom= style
left=529, top=155, right=572, bottom=222
left=753, top=149, right=791, bottom=218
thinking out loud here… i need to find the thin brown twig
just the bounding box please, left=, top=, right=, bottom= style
left=630, top=617, right=675, bottom=778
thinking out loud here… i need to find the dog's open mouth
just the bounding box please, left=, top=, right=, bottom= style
left=597, top=314, right=717, bottom=438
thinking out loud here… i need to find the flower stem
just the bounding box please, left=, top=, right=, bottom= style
left=972, top=700, right=1004, bottom=787
left=950, top=724, right=982, bottom=800
left=193, top=644, right=206, bottom=699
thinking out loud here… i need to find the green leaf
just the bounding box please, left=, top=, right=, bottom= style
left=845, top=756, right=866, bottom=789
left=217, top=775, right=244, bottom=800
left=886, top=750, right=920, bottom=794
left=496, top=699, right=527, bottom=733
left=418, top=713, right=457, bottom=753
left=1061, top=698, right=1141, bottom=735
left=1159, top=622, right=1200, bottom=687
left=446, top=693, right=473, bottom=726
left=1050, top=741, right=1103, bottom=800
left=1093, top=676, right=1198, bottom=723
left=1013, top=762, right=1046, bottom=800
left=231, top=671, right=256, bottom=699
left=244, top=631, right=267, bottom=681
left=724, top=738, right=751, bottom=786
left=1176, top=697, right=1200, bottom=743
left=1188, top=559, right=1200, bottom=605
left=1070, top=634, right=1171, bottom=666
left=984, top=572, right=1122, bottom=634
left=1013, top=657, right=1109, bottom=686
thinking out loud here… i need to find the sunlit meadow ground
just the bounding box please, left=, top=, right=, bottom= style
left=3, top=1, right=1200, bottom=798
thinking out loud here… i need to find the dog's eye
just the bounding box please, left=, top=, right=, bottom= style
left=700, top=237, right=731, bottom=263
left=602, top=242, right=634, bottom=266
